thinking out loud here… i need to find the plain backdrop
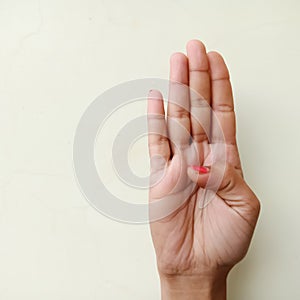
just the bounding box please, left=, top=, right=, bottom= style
left=1, top=0, right=300, bottom=299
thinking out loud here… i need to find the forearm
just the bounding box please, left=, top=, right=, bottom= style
left=160, top=273, right=227, bottom=300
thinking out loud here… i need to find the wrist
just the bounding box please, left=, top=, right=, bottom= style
left=159, top=272, right=228, bottom=300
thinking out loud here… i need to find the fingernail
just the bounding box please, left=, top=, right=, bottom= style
left=190, top=165, right=210, bottom=174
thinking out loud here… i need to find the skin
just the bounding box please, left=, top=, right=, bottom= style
left=147, top=40, right=260, bottom=299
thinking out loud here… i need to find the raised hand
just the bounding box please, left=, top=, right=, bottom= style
left=147, top=40, right=260, bottom=299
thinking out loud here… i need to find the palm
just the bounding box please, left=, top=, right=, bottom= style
left=148, top=40, right=260, bottom=277
left=150, top=143, right=252, bottom=274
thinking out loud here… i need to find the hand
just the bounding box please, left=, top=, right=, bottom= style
left=147, top=40, right=260, bottom=299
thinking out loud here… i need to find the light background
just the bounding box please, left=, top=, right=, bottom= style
left=1, top=0, right=300, bottom=299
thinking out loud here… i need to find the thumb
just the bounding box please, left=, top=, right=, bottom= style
left=187, top=163, right=260, bottom=220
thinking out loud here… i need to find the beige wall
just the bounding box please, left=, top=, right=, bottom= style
left=1, top=0, right=300, bottom=299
